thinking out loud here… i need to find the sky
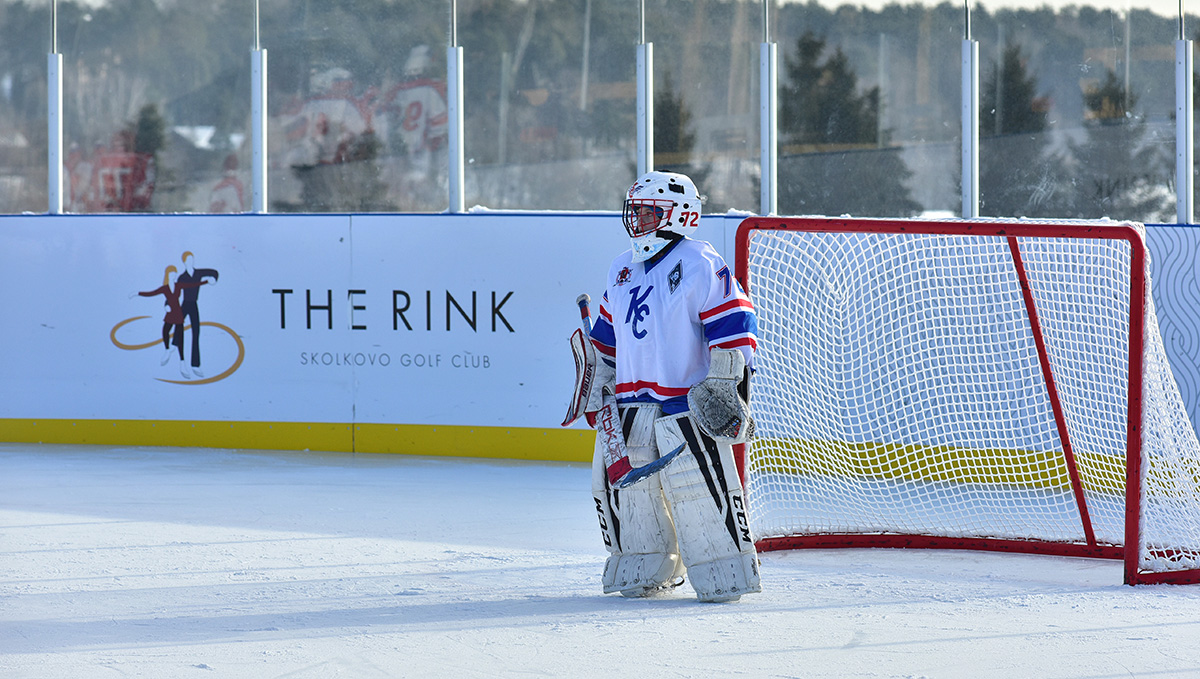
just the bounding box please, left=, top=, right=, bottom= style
left=4, top=443, right=1200, bottom=678
left=792, top=0, right=1179, bottom=16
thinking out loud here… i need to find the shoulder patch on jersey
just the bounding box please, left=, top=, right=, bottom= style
left=668, top=261, right=683, bottom=294
left=615, top=266, right=633, bottom=287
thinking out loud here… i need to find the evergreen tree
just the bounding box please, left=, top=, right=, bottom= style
left=654, top=77, right=696, bottom=164
left=778, top=32, right=918, bottom=217
left=1084, top=70, right=1132, bottom=121
left=653, top=76, right=709, bottom=192
left=982, top=45, right=1046, bottom=137
left=780, top=32, right=879, bottom=146
left=1066, top=70, right=1173, bottom=221
left=978, top=43, right=1068, bottom=218
left=131, top=104, right=166, bottom=158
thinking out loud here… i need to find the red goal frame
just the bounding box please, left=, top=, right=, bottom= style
left=735, top=216, right=1199, bottom=586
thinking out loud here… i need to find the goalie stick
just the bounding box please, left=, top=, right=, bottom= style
left=565, top=293, right=684, bottom=489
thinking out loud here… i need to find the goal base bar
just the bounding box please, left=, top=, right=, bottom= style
left=756, top=534, right=1200, bottom=584
left=757, top=533, right=1122, bottom=559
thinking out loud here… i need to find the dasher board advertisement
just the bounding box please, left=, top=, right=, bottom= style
left=0, top=212, right=734, bottom=457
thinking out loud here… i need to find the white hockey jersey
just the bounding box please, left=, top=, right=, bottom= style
left=374, top=78, right=449, bottom=157
left=590, top=237, right=757, bottom=415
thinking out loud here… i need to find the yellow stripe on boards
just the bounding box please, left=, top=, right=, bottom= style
left=354, top=423, right=594, bottom=462
left=0, top=418, right=595, bottom=463
left=0, top=419, right=354, bottom=452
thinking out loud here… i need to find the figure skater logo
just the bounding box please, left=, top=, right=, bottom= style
left=110, top=251, right=244, bottom=384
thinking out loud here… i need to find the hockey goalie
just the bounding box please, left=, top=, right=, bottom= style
left=564, top=171, right=761, bottom=602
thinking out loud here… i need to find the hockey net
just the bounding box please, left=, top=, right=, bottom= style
left=735, top=217, right=1200, bottom=585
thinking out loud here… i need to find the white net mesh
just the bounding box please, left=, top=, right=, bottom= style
left=741, top=220, right=1200, bottom=579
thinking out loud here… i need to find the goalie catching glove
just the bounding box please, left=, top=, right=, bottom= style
left=687, top=348, right=754, bottom=444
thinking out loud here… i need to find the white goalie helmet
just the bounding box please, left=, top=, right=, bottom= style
left=622, top=171, right=703, bottom=262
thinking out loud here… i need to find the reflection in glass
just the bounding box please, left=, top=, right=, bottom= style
left=460, top=1, right=640, bottom=210
left=0, top=0, right=1193, bottom=219
left=54, top=2, right=251, bottom=213
left=977, top=0, right=1177, bottom=221
left=0, top=2, right=47, bottom=213
left=775, top=4, right=961, bottom=217
left=646, top=1, right=761, bottom=213
left=266, top=1, right=447, bottom=213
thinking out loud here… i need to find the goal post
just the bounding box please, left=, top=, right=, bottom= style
left=734, top=216, right=1200, bottom=585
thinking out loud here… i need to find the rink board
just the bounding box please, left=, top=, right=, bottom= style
left=0, top=212, right=736, bottom=461
left=0, top=213, right=1194, bottom=461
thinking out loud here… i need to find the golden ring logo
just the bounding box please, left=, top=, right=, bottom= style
left=111, top=317, right=245, bottom=385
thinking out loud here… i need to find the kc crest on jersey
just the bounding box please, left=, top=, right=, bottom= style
left=626, top=285, right=654, bottom=340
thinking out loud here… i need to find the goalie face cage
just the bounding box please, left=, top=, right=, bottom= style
left=735, top=216, right=1200, bottom=586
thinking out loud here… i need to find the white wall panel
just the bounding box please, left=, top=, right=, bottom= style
left=0, top=213, right=738, bottom=434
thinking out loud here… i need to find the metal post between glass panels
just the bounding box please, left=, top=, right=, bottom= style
left=637, top=43, right=654, bottom=178
left=448, top=0, right=465, bottom=213
left=961, top=3, right=979, bottom=219
left=251, top=50, right=267, bottom=213
left=760, top=0, right=777, bottom=216
left=47, top=1, right=63, bottom=214
left=760, top=42, right=777, bottom=216
left=251, top=0, right=267, bottom=213
left=1177, top=40, right=1193, bottom=224
left=636, top=0, right=653, bottom=177
left=1176, top=0, right=1194, bottom=225
left=448, top=45, right=465, bottom=213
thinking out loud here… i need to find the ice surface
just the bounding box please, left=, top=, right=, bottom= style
left=4, top=444, right=1200, bottom=678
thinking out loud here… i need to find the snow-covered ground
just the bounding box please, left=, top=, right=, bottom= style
left=3, top=443, right=1200, bottom=678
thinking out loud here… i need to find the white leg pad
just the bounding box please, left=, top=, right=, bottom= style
left=655, top=412, right=761, bottom=602
left=592, top=404, right=683, bottom=596
left=681, top=552, right=761, bottom=604
left=602, top=552, right=683, bottom=598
